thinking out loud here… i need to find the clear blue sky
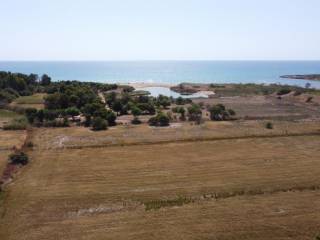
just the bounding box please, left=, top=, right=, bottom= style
left=1, top=0, right=320, bottom=61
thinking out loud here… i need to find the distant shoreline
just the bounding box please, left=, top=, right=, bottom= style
left=280, top=74, right=320, bottom=81
left=128, top=82, right=174, bottom=88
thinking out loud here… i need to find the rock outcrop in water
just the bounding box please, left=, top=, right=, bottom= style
left=280, top=74, right=320, bottom=81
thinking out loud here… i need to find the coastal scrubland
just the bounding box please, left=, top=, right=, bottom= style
left=1, top=72, right=320, bottom=240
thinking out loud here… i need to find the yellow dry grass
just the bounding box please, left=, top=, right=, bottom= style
left=1, top=133, right=320, bottom=240
left=32, top=120, right=320, bottom=149
left=0, top=151, right=11, bottom=177
left=0, top=130, right=27, bottom=150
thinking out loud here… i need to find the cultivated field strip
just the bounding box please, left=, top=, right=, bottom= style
left=31, top=120, right=320, bottom=149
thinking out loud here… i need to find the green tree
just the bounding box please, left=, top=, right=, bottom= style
left=148, top=112, right=170, bottom=127
left=92, top=117, right=108, bottom=131
left=187, top=104, right=202, bottom=123
left=131, top=106, right=142, bottom=116
left=41, top=74, right=51, bottom=86
left=111, top=100, right=123, bottom=115
left=25, top=108, right=38, bottom=123
left=65, top=107, right=80, bottom=121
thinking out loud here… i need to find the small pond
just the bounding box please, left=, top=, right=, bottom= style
left=136, top=87, right=211, bottom=98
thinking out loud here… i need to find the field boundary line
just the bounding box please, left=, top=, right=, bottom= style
left=40, top=131, right=320, bottom=150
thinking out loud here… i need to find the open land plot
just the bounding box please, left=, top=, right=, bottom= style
left=0, top=135, right=320, bottom=240
left=0, top=130, right=27, bottom=150
left=31, top=120, right=320, bottom=149
left=193, top=95, right=320, bottom=120
left=0, top=110, right=23, bottom=127
left=0, top=151, right=12, bottom=177
left=9, top=93, right=46, bottom=110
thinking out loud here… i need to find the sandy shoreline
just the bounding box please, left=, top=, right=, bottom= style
left=127, top=82, right=175, bottom=88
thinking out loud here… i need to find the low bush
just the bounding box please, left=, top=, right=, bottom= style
left=148, top=112, right=170, bottom=127
left=42, top=118, right=69, bottom=128
left=92, top=117, right=108, bottom=131
left=131, top=117, right=142, bottom=125
left=9, top=152, right=29, bottom=165
left=277, top=88, right=291, bottom=95
left=3, top=117, right=28, bottom=130
left=265, top=122, right=273, bottom=129
left=144, top=196, right=193, bottom=211
left=208, top=104, right=235, bottom=121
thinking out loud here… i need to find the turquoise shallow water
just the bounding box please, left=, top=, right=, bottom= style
left=0, top=61, right=320, bottom=89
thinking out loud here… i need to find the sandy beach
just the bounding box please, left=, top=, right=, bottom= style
left=128, top=82, right=174, bottom=89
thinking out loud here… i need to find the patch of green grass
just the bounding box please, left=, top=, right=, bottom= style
left=144, top=196, right=193, bottom=211
left=3, top=117, right=28, bottom=130
left=0, top=109, right=21, bottom=119
left=213, top=83, right=320, bottom=97
left=14, top=94, right=45, bottom=105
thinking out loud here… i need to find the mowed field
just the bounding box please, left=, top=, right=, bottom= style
left=1, top=125, right=320, bottom=240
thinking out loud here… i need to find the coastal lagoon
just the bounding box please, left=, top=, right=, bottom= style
left=1, top=61, right=320, bottom=89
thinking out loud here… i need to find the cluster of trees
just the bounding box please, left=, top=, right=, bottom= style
left=44, top=85, right=99, bottom=110
left=0, top=71, right=52, bottom=104
left=104, top=92, right=177, bottom=124
left=172, top=106, right=186, bottom=121
left=148, top=112, right=170, bottom=127
left=208, top=104, right=236, bottom=121
left=171, top=103, right=236, bottom=124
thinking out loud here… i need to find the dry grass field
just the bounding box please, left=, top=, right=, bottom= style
left=31, top=120, right=320, bottom=149
left=0, top=151, right=12, bottom=178
left=0, top=130, right=27, bottom=150
left=194, top=94, right=320, bottom=120
left=0, top=127, right=320, bottom=240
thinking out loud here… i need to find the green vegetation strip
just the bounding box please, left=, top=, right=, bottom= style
left=144, top=197, right=193, bottom=211
left=143, top=184, right=320, bottom=211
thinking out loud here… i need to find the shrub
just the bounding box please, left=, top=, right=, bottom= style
left=158, top=113, right=170, bottom=126
left=306, top=96, right=313, bottom=103
left=43, top=118, right=69, bottom=128
left=277, top=88, right=291, bottom=95
left=175, top=97, right=192, bottom=105
left=3, top=117, right=28, bottom=130
left=228, top=109, right=236, bottom=116
left=9, top=152, right=29, bottom=165
left=208, top=104, right=235, bottom=121
left=84, top=115, right=92, bottom=127
left=131, top=117, right=142, bottom=125
left=131, top=106, right=142, bottom=116
left=144, top=196, right=193, bottom=211
left=64, top=107, right=80, bottom=118
left=187, top=104, right=202, bottom=123
left=92, top=117, right=108, bottom=131
left=148, top=116, right=158, bottom=126
left=136, top=103, right=156, bottom=115
left=265, top=122, right=273, bottom=129
left=25, top=108, right=38, bottom=123
left=26, top=141, right=34, bottom=148
left=148, top=112, right=170, bottom=127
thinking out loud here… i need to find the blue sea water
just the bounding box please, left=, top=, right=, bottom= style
left=0, top=61, right=320, bottom=89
